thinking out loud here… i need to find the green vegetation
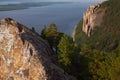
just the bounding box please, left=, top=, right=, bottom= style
left=39, top=0, right=120, bottom=79
left=1, top=0, right=119, bottom=79
left=41, top=23, right=63, bottom=54
left=31, top=27, right=36, bottom=32
left=79, top=49, right=120, bottom=80
left=41, top=23, right=79, bottom=77
left=74, top=0, right=120, bottom=79
left=75, top=0, right=120, bottom=52
left=58, top=34, right=78, bottom=74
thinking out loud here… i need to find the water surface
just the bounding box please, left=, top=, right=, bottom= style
left=0, top=2, right=92, bottom=35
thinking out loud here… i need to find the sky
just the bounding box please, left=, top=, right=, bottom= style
left=0, top=0, right=105, bottom=2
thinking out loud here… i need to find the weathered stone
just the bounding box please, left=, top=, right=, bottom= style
left=82, top=3, right=105, bottom=36
left=0, top=18, right=76, bottom=80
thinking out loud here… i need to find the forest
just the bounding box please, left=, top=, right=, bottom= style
left=31, top=0, right=120, bottom=79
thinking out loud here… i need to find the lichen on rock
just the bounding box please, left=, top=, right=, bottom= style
left=0, top=18, right=75, bottom=80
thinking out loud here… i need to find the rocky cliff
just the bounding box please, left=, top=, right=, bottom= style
left=75, top=0, right=120, bottom=51
left=0, top=18, right=75, bottom=80
left=82, top=3, right=105, bottom=36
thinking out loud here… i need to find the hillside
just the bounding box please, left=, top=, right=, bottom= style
left=73, top=0, right=120, bottom=79
left=0, top=0, right=120, bottom=80
left=75, top=0, right=120, bottom=53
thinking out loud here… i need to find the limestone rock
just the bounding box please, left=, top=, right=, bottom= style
left=82, top=3, right=105, bottom=36
left=0, top=18, right=75, bottom=80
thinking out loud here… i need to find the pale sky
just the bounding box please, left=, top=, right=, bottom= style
left=0, top=0, right=105, bottom=2
left=29, top=0, right=104, bottom=2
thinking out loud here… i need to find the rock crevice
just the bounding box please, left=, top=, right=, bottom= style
left=82, top=3, right=105, bottom=36
left=0, top=18, right=75, bottom=80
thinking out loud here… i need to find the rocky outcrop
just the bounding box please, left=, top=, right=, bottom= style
left=0, top=18, right=75, bottom=80
left=72, top=25, right=77, bottom=42
left=82, top=3, right=105, bottom=36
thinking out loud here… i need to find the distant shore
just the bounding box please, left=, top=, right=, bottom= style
left=0, top=2, right=70, bottom=11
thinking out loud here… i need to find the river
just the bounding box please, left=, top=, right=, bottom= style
left=0, top=2, right=93, bottom=36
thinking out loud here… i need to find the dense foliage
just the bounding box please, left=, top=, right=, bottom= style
left=39, top=0, right=120, bottom=79
left=74, top=0, right=120, bottom=80
left=41, top=23, right=63, bottom=54
left=41, top=23, right=79, bottom=77
left=58, top=34, right=78, bottom=74
left=75, top=0, right=120, bottom=53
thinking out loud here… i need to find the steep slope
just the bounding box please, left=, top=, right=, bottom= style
left=0, top=18, right=75, bottom=80
left=82, top=3, right=105, bottom=37
left=75, top=0, right=120, bottom=52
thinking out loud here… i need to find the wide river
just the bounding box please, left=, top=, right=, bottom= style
left=0, top=2, right=94, bottom=35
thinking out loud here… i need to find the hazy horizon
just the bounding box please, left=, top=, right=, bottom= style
left=0, top=0, right=106, bottom=6
left=0, top=0, right=105, bottom=2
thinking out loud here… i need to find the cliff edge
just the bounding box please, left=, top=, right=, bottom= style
left=0, top=18, right=75, bottom=80
left=74, top=0, right=120, bottom=52
left=82, top=3, right=105, bottom=36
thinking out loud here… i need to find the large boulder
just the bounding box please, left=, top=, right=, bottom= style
left=0, top=18, right=75, bottom=80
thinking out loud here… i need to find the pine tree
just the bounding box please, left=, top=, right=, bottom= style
left=41, top=26, right=47, bottom=39
left=58, top=34, right=77, bottom=73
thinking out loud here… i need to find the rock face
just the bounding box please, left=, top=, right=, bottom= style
left=82, top=3, right=105, bottom=36
left=0, top=18, right=74, bottom=80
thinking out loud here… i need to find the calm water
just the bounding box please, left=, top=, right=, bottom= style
left=0, top=2, right=92, bottom=35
